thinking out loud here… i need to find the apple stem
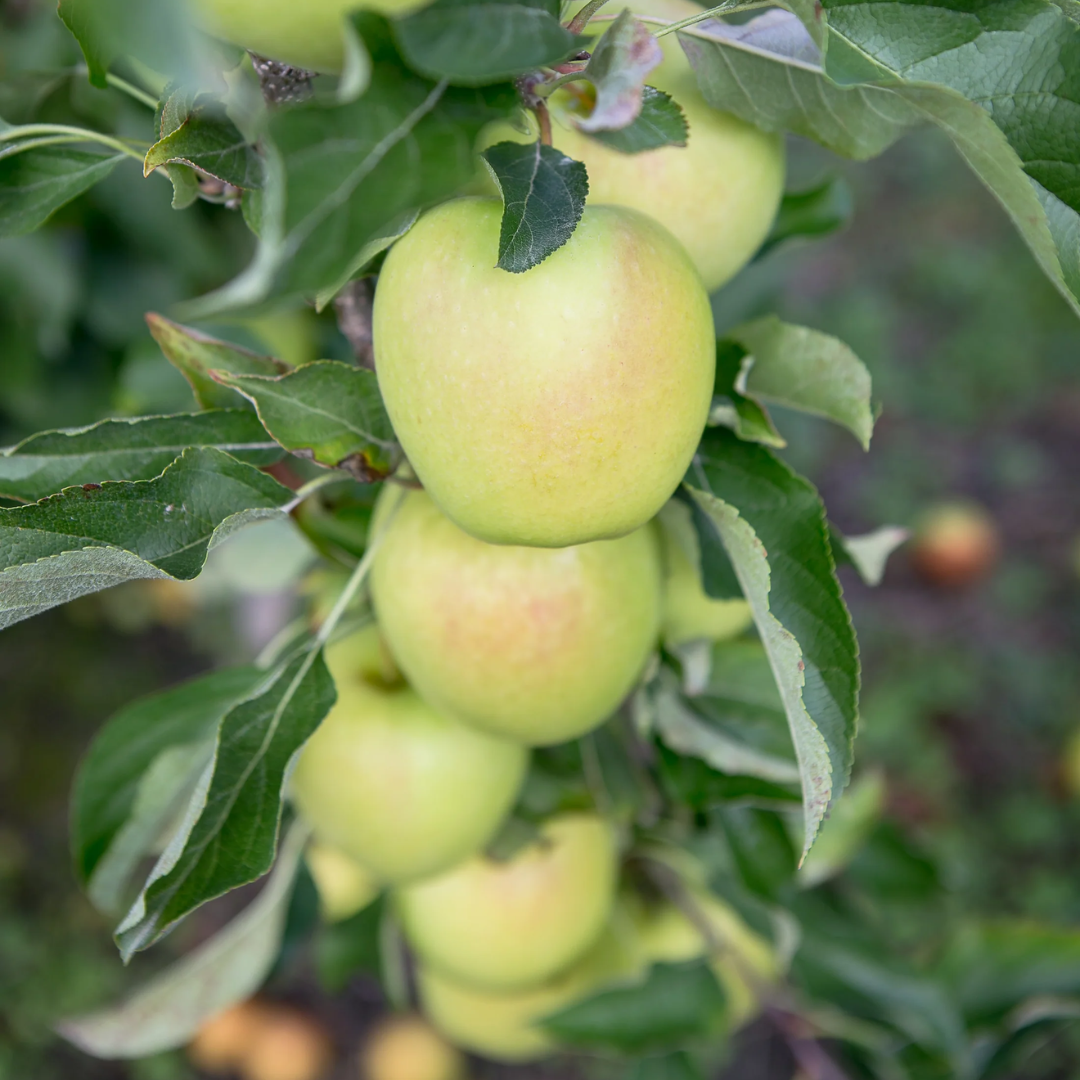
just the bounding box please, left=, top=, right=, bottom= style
left=566, top=0, right=611, bottom=34
left=534, top=99, right=554, bottom=146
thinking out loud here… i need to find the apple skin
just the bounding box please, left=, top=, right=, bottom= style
left=361, top=1014, right=465, bottom=1080
left=911, top=501, right=1000, bottom=588
left=371, top=487, right=662, bottom=746
left=418, top=918, right=642, bottom=1062
left=397, top=813, right=619, bottom=990
left=373, top=198, right=716, bottom=547
left=483, top=0, right=785, bottom=294
left=305, top=840, right=380, bottom=922
left=189, top=0, right=428, bottom=73
left=290, top=632, right=527, bottom=883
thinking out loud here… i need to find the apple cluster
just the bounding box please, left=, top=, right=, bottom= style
left=186, top=0, right=787, bottom=1061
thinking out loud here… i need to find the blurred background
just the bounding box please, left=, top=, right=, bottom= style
left=2, top=0, right=1080, bottom=1078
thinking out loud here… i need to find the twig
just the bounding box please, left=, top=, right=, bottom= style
left=249, top=53, right=316, bottom=105
left=333, top=278, right=376, bottom=369
left=566, top=0, right=611, bottom=34
left=769, top=1008, right=851, bottom=1080
left=534, top=98, right=554, bottom=146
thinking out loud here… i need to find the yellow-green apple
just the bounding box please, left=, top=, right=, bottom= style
left=361, top=1014, right=465, bottom=1080
left=373, top=198, right=716, bottom=547
left=305, top=840, right=380, bottom=923
left=397, top=813, right=618, bottom=990
left=417, top=918, right=641, bottom=1062
left=189, top=0, right=428, bottom=73
left=291, top=631, right=527, bottom=883
left=483, top=0, right=785, bottom=293
left=371, top=487, right=662, bottom=746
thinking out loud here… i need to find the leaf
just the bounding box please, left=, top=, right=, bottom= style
left=627, top=1053, right=703, bottom=1080
left=0, top=447, right=293, bottom=630
left=0, top=411, right=282, bottom=503
left=58, top=821, right=307, bottom=1058
left=833, top=525, right=909, bottom=587
left=213, top=361, right=399, bottom=480
left=711, top=339, right=785, bottom=449
left=684, top=428, right=859, bottom=855
left=71, top=666, right=266, bottom=910
left=587, top=86, right=688, bottom=153
left=195, top=64, right=515, bottom=310
left=116, top=650, right=336, bottom=958
left=0, top=145, right=126, bottom=237
left=798, top=770, right=885, bottom=888
left=542, top=960, right=727, bottom=1052
left=759, top=175, right=853, bottom=255
left=679, top=6, right=1080, bottom=317
left=724, top=316, right=875, bottom=450
left=394, top=2, right=588, bottom=85
left=576, top=11, right=663, bottom=133
left=144, top=98, right=263, bottom=190
left=481, top=140, right=589, bottom=272
left=316, top=894, right=388, bottom=991
left=146, top=314, right=289, bottom=410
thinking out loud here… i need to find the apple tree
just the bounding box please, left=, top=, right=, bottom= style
left=1, top=0, right=1078, bottom=1076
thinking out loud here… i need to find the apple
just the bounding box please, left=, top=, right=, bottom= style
left=481, top=0, right=785, bottom=294
left=189, top=0, right=429, bottom=73
left=290, top=630, right=527, bottom=883
left=658, top=512, right=753, bottom=646
left=188, top=1000, right=272, bottom=1074
left=630, top=887, right=778, bottom=1029
left=417, top=918, right=642, bottom=1062
left=242, top=1007, right=333, bottom=1080
left=305, top=840, right=380, bottom=922
left=361, top=1014, right=465, bottom=1080
left=397, top=813, right=619, bottom=990
left=373, top=198, right=716, bottom=547
left=370, top=487, right=662, bottom=746
left=911, top=501, right=1000, bottom=588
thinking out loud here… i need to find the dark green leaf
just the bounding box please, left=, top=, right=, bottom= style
left=146, top=313, right=289, bottom=409
left=627, top=1052, right=703, bottom=1080
left=542, top=960, right=727, bottom=1052
left=316, top=894, right=388, bottom=991
left=116, top=650, right=336, bottom=958
left=144, top=98, right=263, bottom=190
left=589, top=86, right=688, bottom=153
left=59, top=822, right=307, bottom=1058
left=710, top=339, right=785, bottom=449
left=0, top=145, right=126, bottom=237
left=394, top=2, right=587, bottom=85
left=759, top=175, right=853, bottom=255
left=685, top=429, right=859, bottom=853
left=657, top=743, right=800, bottom=810
left=0, top=447, right=293, bottom=630
left=71, top=666, right=265, bottom=901
left=213, top=361, right=399, bottom=480
left=576, top=11, right=663, bottom=133
left=0, top=411, right=281, bottom=503
left=673, top=489, right=740, bottom=601
left=714, top=806, right=797, bottom=901
left=481, top=140, right=589, bottom=272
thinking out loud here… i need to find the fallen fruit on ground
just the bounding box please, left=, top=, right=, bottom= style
left=187, top=1000, right=271, bottom=1074
left=291, top=630, right=527, bottom=883
left=911, top=500, right=1001, bottom=588
left=398, top=813, right=619, bottom=990
left=241, top=1006, right=334, bottom=1080
left=371, top=487, right=662, bottom=746
left=374, top=198, right=716, bottom=547
left=360, top=1013, right=466, bottom=1080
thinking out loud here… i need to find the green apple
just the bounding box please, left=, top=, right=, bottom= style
left=305, top=840, right=380, bottom=922
left=398, top=813, right=619, bottom=990
left=373, top=198, right=716, bottom=547
left=291, top=632, right=527, bottom=883
left=417, top=917, right=642, bottom=1062
left=190, top=0, right=429, bottom=73
left=370, top=487, right=662, bottom=746
left=658, top=511, right=752, bottom=646
left=483, top=0, right=785, bottom=294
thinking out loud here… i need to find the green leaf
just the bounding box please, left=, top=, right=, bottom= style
left=832, top=524, right=909, bottom=587
left=58, top=822, right=307, bottom=1058
left=116, top=650, right=336, bottom=958
left=481, top=140, right=589, bottom=273
left=656, top=744, right=801, bottom=811
left=146, top=313, right=289, bottom=410
left=214, top=361, right=399, bottom=480
left=0, top=145, right=126, bottom=237
left=0, top=411, right=282, bottom=503
left=711, top=339, right=785, bottom=449
left=627, top=1052, right=703, bottom=1080
left=724, top=316, right=875, bottom=450
left=542, top=960, right=727, bottom=1052
left=196, top=64, right=514, bottom=309
left=759, top=175, right=854, bottom=255
left=394, top=2, right=588, bottom=85
left=316, top=894, right=388, bottom=991
left=0, top=447, right=293, bottom=630
left=684, top=429, right=859, bottom=855
left=144, top=98, right=263, bottom=190
left=71, top=666, right=266, bottom=909
left=588, top=86, right=688, bottom=153
left=798, top=770, right=885, bottom=888
left=576, top=11, right=663, bottom=133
